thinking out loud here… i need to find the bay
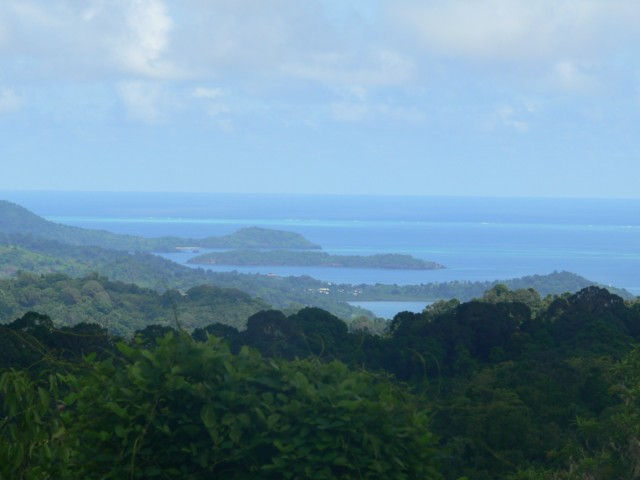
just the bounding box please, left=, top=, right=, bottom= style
left=2, top=192, right=639, bottom=295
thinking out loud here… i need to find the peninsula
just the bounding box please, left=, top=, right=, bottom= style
left=0, top=201, right=321, bottom=251
left=187, top=249, right=445, bottom=270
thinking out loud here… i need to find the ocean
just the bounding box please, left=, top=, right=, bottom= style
left=3, top=192, right=639, bottom=306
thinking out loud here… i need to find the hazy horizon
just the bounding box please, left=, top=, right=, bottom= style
left=2, top=189, right=640, bottom=201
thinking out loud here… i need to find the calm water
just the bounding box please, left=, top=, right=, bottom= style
left=348, top=301, right=434, bottom=319
left=3, top=192, right=639, bottom=295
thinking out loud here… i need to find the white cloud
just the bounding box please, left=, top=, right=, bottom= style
left=0, top=88, right=21, bottom=113
left=391, top=0, right=640, bottom=63
left=0, top=0, right=407, bottom=90
left=483, top=101, right=538, bottom=132
left=0, top=0, right=179, bottom=79
left=115, top=0, right=176, bottom=78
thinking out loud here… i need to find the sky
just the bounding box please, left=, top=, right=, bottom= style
left=0, top=0, right=639, bottom=197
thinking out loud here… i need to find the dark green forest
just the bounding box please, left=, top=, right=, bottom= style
left=3, top=285, right=640, bottom=479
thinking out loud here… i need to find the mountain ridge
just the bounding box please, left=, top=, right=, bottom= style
left=0, top=200, right=321, bottom=251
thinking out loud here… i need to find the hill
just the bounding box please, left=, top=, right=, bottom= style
left=0, top=272, right=270, bottom=336
left=0, top=200, right=320, bottom=251
left=0, top=234, right=372, bottom=322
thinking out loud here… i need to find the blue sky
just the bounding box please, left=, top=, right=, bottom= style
left=0, top=0, right=639, bottom=197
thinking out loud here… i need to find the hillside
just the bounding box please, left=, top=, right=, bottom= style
left=0, top=234, right=372, bottom=321
left=0, top=234, right=632, bottom=330
left=337, top=270, right=634, bottom=301
left=0, top=200, right=320, bottom=251
left=0, top=272, right=270, bottom=336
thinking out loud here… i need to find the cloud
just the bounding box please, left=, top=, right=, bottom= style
left=114, top=0, right=177, bottom=78
left=0, top=0, right=179, bottom=80
left=0, top=88, right=21, bottom=113
left=483, top=101, right=538, bottom=132
left=391, top=0, right=640, bottom=64
left=1, top=0, right=634, bottom=130
left=495, top=105, right=529, bottom=132
left=0, top=0, right=407, bottom=90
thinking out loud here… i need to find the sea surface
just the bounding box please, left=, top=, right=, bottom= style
left=348, top=301, right=434, bottom=318
left=3, top=192, right=639, bottom=296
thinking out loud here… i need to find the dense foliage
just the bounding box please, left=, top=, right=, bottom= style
left=3, top=285, right=640, bottom=478
left=0, top=272, right=269, bottom=336
left=189, top=249, right=443, bottom=270
left=0, top=329, right=440, bottom=479
left=182, top=286, right=640, bottom=479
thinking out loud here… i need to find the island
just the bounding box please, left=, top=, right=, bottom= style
left=187, top=249, right=445, bottom=270
left=197, top=227, right=321, bottom=250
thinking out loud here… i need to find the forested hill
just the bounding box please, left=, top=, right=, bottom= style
left=0, top=200, right=320, bottom=251
left=0, top=272, right=270, bottom=336
left=338, top=270, right=634, bottom=301
left=0, top=234, right=373, bottom=321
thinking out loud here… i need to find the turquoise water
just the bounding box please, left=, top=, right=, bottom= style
left=3, top=192, right=639, bottom=295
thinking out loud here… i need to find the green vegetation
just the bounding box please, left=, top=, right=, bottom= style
left=0, top=324, right=440, bottom=479
left=1, top=200, right=630, bottom=327
left=2, top=285, right=640, bottom=478
left=0, top=234, right=632, bottom=331
left=335, top=270, right=634, bottom=301
left=189, top=249, right=444, bottom=270
left=0, top=201, right=320, bottom=251
left=0, top=272, right=269, bottom=336
left=198, top=286, right=640, bottom=480
left=198, top=226, right=321, bottom=250
left=0, top=234, right=373, bottom=321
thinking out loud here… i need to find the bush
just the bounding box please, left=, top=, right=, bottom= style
left=2, top=333, right=441, bottom=479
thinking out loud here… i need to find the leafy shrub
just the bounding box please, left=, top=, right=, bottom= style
left=1, top=333, right=441, bottom=479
